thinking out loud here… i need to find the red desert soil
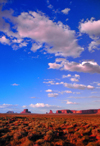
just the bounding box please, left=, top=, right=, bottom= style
left=0, top=114, right=100, bottom=146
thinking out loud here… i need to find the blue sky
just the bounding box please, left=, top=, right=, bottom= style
left=0, top=0, right=100, bottom=113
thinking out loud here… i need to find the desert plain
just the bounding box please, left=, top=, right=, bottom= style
left=0, top=114, right=100, bottom=146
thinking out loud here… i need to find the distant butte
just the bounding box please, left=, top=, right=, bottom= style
left=47, top=109, right=100, bottom=114
left=21, top=109, right=31, bottom=114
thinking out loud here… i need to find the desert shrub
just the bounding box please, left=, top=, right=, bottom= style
left=82, top=135, right=89, bottom=141
left=67, top=128, right=75, bottom=133
left=76, top=139, right=85, bottom=146
left=87, top=142, right=99, bottom=146
left=36, top=138, right=45, bottom=144
left=74, top=132, right=81, bottom=138
left=54, top=139, right=65, bottom=146
left=92, top=129, right=98, bottom=136
left=83, top=128, right=91, bottom=135
left=13, top=131, right=26, bottom=139
left=78, top=128, right=84, bottom=135
left=20, top=139, right=34, bottom=146
left=46, top=130, right=54, bottom=135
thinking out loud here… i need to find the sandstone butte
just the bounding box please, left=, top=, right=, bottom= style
left=20, top=109, right=100, bottom=114
left=20, top=109, right=31, bottom=114
left=47, top=109, right=100, bottom=114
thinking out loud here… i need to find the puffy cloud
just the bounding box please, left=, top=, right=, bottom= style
left=48, top=62, right=62, bottom=69
left=0, top=103, right=17, bottom=108
left=0, top=9, right=83, bottom=57
left=43, top=79, right=94, bottom=90
left=65, top=90, right=72, bottom=93
left=70, top=78, right=79, bottom=82
left=62, top=74, right=71, bottom=78
left=79, top=18, right=100, bottom=38
left=45, top=89, right=53, bottom=92
left=31, top=43, right=42, bottom=52
left=74, top=74, right=80, bottom=78
left=87, top=85, right=95, bottom=89
left=88, top=40, right=100, bottom=52
left=0, top=36, right=10, bottom=45
left=61, top=8, right=70, bottom=14
left=48, top=59, right=100, bottom=74
left=59, top=90, right=72, bottom=94
left=63, top=82, right=94, bottom=90
left=30, top=103, right=50, bottom=108
left=66, top=100, right=78, bottom=105
left=11, top=83, right=19, bottom=86
left=56, top=58, right=66, bottom=62
left=48, top=93, right=59, bottom=97
left=48, top=4, right=53, bottom=9
left=30, top=103, right=60, bottom=109
left=43, top=80, right=54, bottom=85
left=79, top=18, right=100, bottom=52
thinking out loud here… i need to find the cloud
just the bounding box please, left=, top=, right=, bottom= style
left=74, top=74, right=80, bottom=78
left=48, top=4, right=53, bottom=9
left=79, top=18, right=100, bottom=52
left=88, top=40, right=100, bottom=52
left=70, top=78, right=79, bottom=82
left=48, top=93, right=59, bottom=97
left=62, top=74, right=71, bottom=78
left=48, top=63, right=62, bottom=69
left=48, top=59, right=100, bottom=74
left=29, top=103, right=60, bottom=109
left=11, top=83, right=19, bottom=86
left=0, top=9, right=84, bottom=57
left=79, top=18, right=100, bottom=38
left=56, top=58, right=66, bottom=62
left=59, top=90, right=72, bottom=94
left=30, top=97, right=36, bottom=98
left=30, top=103, right=51, bottom=108
left=0, top=0, right=7, bottom=4
left=45, top=89, right=53, bottom=92
left=61, top=8, right=70, bottom=14
left=43, top=79, right=94, bottom=90
left=69, top=95, right=100, bottom=99
left=66, top=100, right=78, bottom=105
left=63, top=82, right=94, bottom=90
left=0, top=36, right=10, bottom=45
left=31, top=43, right=42, bottom=52
left=0, top=103, right=17, bottom=109
left=43, top=80, right=55, bottom=85
left=65, top=90, right=72, bottom=93
left=22, top=105, right=26, bottom=108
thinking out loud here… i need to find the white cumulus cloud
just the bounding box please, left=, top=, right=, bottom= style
left=45, top=89, right=53, bottom=92
left=11, top=83, right=19, bottom=86
left=0, top=9, right=83, bottom=57
left=79, top=18, right=100, bottom=52
left=48, top=59, right=100, bottom=74
left=61, top=8, right=70, bottom=14
left=48, top=93, right=59, bottom=97
left=70, top=78, right=79, bottom=82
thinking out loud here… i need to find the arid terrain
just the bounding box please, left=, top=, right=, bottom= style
left=0, top=114, right=100, bottom=146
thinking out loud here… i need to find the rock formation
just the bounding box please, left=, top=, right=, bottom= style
left=7, top=111, right=14, bottom=114
left=56, top=109, right=100, bottom=114
left=21, top=109, right=31, bottom=114
left=49, top=110, right=53, bottom=114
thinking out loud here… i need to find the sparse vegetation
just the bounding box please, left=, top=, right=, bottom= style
left=0, top=114, right=100, bottom=145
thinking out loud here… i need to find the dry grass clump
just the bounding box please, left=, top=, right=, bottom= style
left=0, top=114, right=100, bottom=145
